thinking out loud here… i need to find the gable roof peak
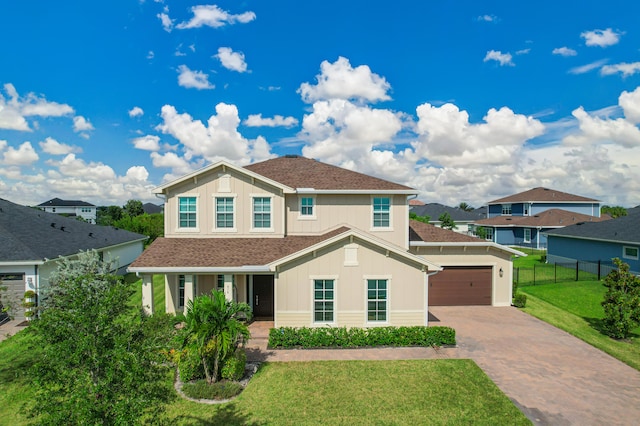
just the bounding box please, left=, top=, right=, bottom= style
left=488, top=187, right=599, bottom=204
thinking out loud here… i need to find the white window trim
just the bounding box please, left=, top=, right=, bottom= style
left=523, top=228, right=531, bottom=243
left=298, top=195, right=317, bottom=220
left=623, top=246, right=639, bottom=260
left=311, top=275, right=337, bottom=326
left=364, top=275, right=390, bottom=326
left=250, top=194, right=275, bottom=233
left=212, top=194, right=237, bottom=233
left=501, top=203, right=512, bottom=216
left=176, top=194, right=200, bottom=233
left=370, top=196, right=393, bottom=232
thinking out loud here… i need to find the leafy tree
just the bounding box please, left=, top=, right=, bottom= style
left=96, top=205, right=124, bottom=226
left=29, top=251, right=175, bottom=425
left=124, top=199, right=145, bottom=217
left=409, top=212, right=431, bottom=224
left=182, top=290, right=251, bottom=384
left=113, top=213, right=164, bottom=246
left=601, top=258, right=640, bottom=339
left=601, top=205, right=627, bottom=219
left=438, top=212, right=457, bottom=230
left=474, top=226, right=487, bottom=239
left=0, top=280, right=10, bottom=322
left=458, top=202, right=474, bottom=212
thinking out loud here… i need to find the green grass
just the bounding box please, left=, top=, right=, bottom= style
left=520, top=282, right=640, bottom=371
left=0, top=332, right=529, bottom=425
left=512, top=248, right=545, bottom=268
left=128, top=274, right=166, bottom=311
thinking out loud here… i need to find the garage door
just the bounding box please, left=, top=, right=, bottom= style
left=0, top=273, right=26, bottom=322
left=429, top=266, right=492, bottom=306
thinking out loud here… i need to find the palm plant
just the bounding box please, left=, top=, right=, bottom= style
left=183, top=290, right=252, bottom=384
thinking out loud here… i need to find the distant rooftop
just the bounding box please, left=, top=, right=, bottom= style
left=37, top=197, right=95, bottom=207
left=488, top=187, right=599, bottom=204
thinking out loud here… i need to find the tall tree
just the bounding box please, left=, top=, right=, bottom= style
left=123, top=199, right=145, bottom=217
left=601, top=205, right=627, bottom=218
left=29, top=251, right=175, bottom=425
left=113, top=213, right=164, bottom=246
left=409, top=212, right=431, bottom=224
left=438, top=212, right=457, bottom=230
left=458, top=202, right=474, bottom=212
left=601, top=258, right=640, bottom=339
left=96, top=205, right=124, bottom=226
left=182, top=290, right=252, bottom=384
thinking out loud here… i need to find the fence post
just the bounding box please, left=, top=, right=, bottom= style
left=598, top=260, right=601, bottom=281
left=576, top=261, right=579, bottom=281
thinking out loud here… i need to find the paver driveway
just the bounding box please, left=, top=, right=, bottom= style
left=429, top=306, right=640, bottom=426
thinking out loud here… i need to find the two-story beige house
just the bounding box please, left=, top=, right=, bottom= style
left=130, top=156, right=522, bottom=327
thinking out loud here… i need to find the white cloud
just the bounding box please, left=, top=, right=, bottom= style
left=484, top=50, right=514, bottom=66
left=132, top=135, right=161, bottom=151
left=155, top=103, right=274, bottom=169
left=552, top=47, right=577, bottom=57
left=73, top=115, right=94, bottom=132
left=176, top=5, right=256, bottom=29
left=244, top=114, right=298, bottom=128
left=157, top=12, right=174, bottom=32
left=2, top=141, right=39, bottom=165
left=147, top=51, right=155, bottom=59
left=563, top=106, right=640, bottom=148
left=477, top=15, right=497, bottom=22
left=39, top=137, right=82, bottom=155
left=150, top=151, right=194, bottom=175
left=0, top=84, right=75, bottom=131
left=516, top=49, right=531, bottom=55
left=619, top=87, right=640, bottom=124
left=298, top=57, right=391, bottom=103
left=600, top=62, right=640, bottom=78
left=568, top=59, right=608, bottom=75
left=215, top=47, right=248, bottom=73
left=581, top=28, right=622, bottom=47
left=177, top=65, right=214, bottom=90
left=128, top=106, right=144, bottom=118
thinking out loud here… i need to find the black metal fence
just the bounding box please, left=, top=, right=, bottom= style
left=515, top=260, right=617, bottom=286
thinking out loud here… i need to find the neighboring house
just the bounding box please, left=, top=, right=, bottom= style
left=410, top=203, right=485, bottom=234
left=546, top=208, right=640, bottom=274
left=37, top=198, right=97, bottom=224
left=409, top=199, right=425, bottom=206
left=472, top=187, right=606, bottom=249
left=0, top=198, right=147, bottom=321
left=129, top=156, right=523, bottom=328
left=142, top=203, right=163, bottom=215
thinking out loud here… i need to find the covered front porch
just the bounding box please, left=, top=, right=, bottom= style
left=139, top=272, right=275, bottom=320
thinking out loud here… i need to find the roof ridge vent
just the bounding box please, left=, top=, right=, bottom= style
left=51, top=222, right=56, bottom=228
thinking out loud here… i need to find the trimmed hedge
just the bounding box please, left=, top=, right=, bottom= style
left=268, top=326, right=456, bottom=349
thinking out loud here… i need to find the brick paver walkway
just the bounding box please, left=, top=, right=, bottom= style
left=247, top=307, right=640, bottom=426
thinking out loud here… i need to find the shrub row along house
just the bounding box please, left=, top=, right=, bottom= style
left=471, top=187, right=609, bottom=249
left=130, top=156, right=523, bottom=328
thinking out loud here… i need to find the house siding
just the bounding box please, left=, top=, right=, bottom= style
left=275, top=238, right=426, bottom=328
left=547, top=236, right=640, bottom=274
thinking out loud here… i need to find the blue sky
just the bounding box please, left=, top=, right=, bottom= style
left=1, top=0, right=640, bottom=207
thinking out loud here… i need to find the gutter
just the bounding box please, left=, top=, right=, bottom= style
left=128, top=265, right=272, bottom=274
left=410, top=241, right=526, bottom=257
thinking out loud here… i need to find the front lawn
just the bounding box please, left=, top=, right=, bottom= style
left=520, top=282, right=640, bottom=371
left=0, top=331, right=529, bottom=425
left=128, top=274, right=166, bottom=311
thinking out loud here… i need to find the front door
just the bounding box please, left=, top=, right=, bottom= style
left=252, top=275, right=274, bottom=320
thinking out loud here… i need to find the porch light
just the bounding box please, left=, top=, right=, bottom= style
left=499, top=267, right=503, bottom=277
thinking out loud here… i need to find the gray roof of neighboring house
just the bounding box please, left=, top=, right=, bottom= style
left=545, top=213, right=640, bottom=245
left=37, top=197, right=95, bottom=207
left=410, top=203, right=485, bottom=221
left=0, top=198, right=147, bottom=262
left=142, top=203, right=163, bottom=214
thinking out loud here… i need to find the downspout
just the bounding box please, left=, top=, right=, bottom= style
left=407, top=194, right=418, bottom=250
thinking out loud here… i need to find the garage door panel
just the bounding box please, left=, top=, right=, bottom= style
left=1, top=273, right=26, bottom=321
left=429, top=267, right=492, bottom=306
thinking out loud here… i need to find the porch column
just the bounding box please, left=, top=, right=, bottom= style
left=141, top=274, right=154, bottom=315
left=184, top=274, right=195, bottom=312
left=223, top=274, right=233, bottom=302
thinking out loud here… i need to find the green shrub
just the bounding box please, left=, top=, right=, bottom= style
left=221, top=348, right=246, bottom=381
left=176, top=347, right=205, bottom=382
left=182, top=380, right=243, bottom=400
left=268, top=326, right=456, bottom=349
left=513, top=293, right=527, bottom=308
left=602, top=258, right=640, bottom=339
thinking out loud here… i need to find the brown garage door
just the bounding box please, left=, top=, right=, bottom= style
left=429, top=266, right=492, bottom=306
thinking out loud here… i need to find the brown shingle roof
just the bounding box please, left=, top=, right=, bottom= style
left=473, top=209, right=610, bottom=227
left=244, top=156, right=414, bottom=191
left=409, top=220, right=482, bottom=243
left=488, top=187, right=599, bottom=204
left=130, top=227, right=350, bottom=268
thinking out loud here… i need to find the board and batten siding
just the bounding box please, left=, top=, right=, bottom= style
left=163, top=167, right=285, bottom=238
left=275, top=238, right=427, bottom=328
left=409, top=246, right=513, bottom=306
left=548, top=235, right=640, bottom=274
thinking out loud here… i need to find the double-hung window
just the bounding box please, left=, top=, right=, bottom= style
left=524, top=228, right=531, bottom=243
left=501, top=204, right=512, bottom=216
left=253, top=197, right=271, bottom=229
left=313, top=279, right=334, bottom=323
left=300, top=197, right=314, bottom=217
left=372, top=197, right=390, bottom=228
left=367, top=279, right=388, bottom=322
left=178, top=197, right=197, bottom=228
left=215, top=197, right=234, bottom=229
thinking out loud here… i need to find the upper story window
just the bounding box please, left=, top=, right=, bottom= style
left=215, top=197, right=234, bottom=229
left=300, top=197, right=314, bottom=217
left=253, top=197, right=272, bottom=229
left=178, top=196, right=197, bottom=228
left=501, top=204, right=512, bottom=216
left=81, top=207, right=92, bottom=213
left=523, top=203, right=531, bottom=216
left=372, top=197, right=391, bottom=228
